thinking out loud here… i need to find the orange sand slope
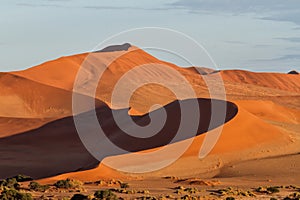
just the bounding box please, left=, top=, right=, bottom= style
left=0, top=72, right=104, bottom=138
left=0, top=43, right=299, bottom=181
left=0, top=72, right=99, bottom=119
left=0, top=98, right=237, bottom=179
left=220, top=69, right=300, bottom=93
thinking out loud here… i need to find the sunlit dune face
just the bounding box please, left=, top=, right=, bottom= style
left=128, top=83, right=177, bottom=115
left=0, top=44, right=299, bottom=181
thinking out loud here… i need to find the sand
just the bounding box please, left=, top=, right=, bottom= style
left=0, top=45, right=299, bottom=198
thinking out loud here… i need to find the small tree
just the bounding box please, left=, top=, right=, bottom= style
left=54, top=179, right=82, bottom=189
left=29, top=181, right=49, bottom=192
left=94, top=190, right=117, bottom=200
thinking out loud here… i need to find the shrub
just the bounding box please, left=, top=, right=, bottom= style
left=174, top=186, right=185, bottom=190
left=283, top=197, right=298, bottom=200
left=180, top=195, right=199, bottom=200
left=283, top=192, right=300, bottom=200
left=214, top=188, right=231, bottom=195
left=120, top=182, right=129, bottom=189
left=12, top=175, right=33, bottom=182
left=29, top=181, right=50, bottom=192
left=0, top=175, right=32, bottom=190
left=256, top=186, right=280, bottom=194
left=139, top=190, right=150, bottom=194
left=0, top=189, right=33, bottom=200
left=184, top=187, right=198, bottom=194
left=94, top=190, right=117, bottom=200
left=0, top=178, right=20, bottom=190
left=70, top=193, right=89, bottom=200
left=267, top=187, right=280, bottom=194
left=136, top=196, right=157, bottom=200
left=54, top=179, right=82, bottom=189
left=226, top=197, right=235, bottom=200
left=255, top=186, right=267, bottom=193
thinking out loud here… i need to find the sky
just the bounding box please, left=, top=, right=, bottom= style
left=0, top=0, right=300, bottom=72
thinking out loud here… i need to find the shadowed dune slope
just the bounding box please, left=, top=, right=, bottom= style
left=43, top=100, right=292, bottom=181
left=0, top=117, right=54, bottom=138
left=0, top=98, right=237, bottom=179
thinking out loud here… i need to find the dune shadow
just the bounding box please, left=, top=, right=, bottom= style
left=0, top=98, right=237, bottom=179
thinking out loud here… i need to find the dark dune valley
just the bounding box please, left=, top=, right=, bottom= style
left=0, top=44, right=299, bottom=199
left=0, top=98, right=238, bottom=179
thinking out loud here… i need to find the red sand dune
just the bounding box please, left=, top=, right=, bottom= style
left=0, top=44, right=299, bottom=181
left=0, top=98, right=237, bottom=179
left=219, top=69, right=300, bottom=93
left=0, top=72, right=76, bottom=118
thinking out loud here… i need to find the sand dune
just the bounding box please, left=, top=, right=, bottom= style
left=219, top=69, right=300, bottom=93
left=0, top=98, right=237, bottom=179
left=0, top=72, right=106, bottom=135
left=0, top=72, right=74, bottom=118
left=12, top=46, right=207, bottom=113
left=12, top=47, right=300, bottom=112
left=218, top=153, right=300, bottom=181
left=0, top=44, right=299, bottom=184
left=11, top=53, right=88, bottom=91
left=235, top=100, right=300, bottom=123
left=0, top=117, right=54, bottom=138
left=40, top=98, right=298, bottom=181
left=98, top=100, right=292, bottom=178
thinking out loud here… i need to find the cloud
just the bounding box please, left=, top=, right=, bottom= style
left=169, top=0, right=300, bottom=25
left=17, top=3, right=63, bottom=8
left=83, top=6, right=142, bottom=10
left=169, top=0, right=300, bottom=12
left=273, top=54, right=300, bottom=61
left=253, top=44, right=272, bottom=48
left=286, top=46, right=300, bottom=51
left=17, top=2, right=168, bottom=11
left=261, top=11, right=300, bottom=25
left=224, top=40, right=246, bottom=45
left=275, top=37, right=300, bottom=43
left=254, top=54, right=300, bottom=62
left=83, top=6, right=169, bottom=11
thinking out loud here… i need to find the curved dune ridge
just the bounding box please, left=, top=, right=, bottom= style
left=0, top=98, right=237, bottom=179
left=0, top=44, right=299, bottom=182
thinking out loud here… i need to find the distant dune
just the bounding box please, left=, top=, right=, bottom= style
left=1, top=44, right=299, bottom=183
left=288, top=70, right=299, bottom=75
left=219, top=69, right=300, bottom=93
